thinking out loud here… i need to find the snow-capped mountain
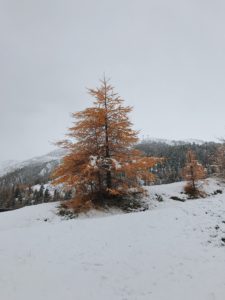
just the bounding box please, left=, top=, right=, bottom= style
left=141, top=137, right=206, bottom=145
left=0, top=160, right=19, bottom=177
left=0, top=149, right=66, bottom=177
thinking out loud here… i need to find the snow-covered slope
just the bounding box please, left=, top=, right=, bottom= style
left=0, top=180, right=225, bottom=300
left=0, top=149, right=66, bottom=177
left=0, top=160, right=19, bottom=176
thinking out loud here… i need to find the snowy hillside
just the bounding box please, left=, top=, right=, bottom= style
left=0, top=160, right=19, bottom=176
left=0, top=179, right=225, bottom=300
left=0, top=149, right=66, bottom=177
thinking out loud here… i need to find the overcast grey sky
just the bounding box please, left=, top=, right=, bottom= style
left=1, top=0, right=225, bottom=161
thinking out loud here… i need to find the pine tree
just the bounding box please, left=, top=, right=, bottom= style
left=182, top=150, right=206, bottom=197
left=44, top=188, right=51, bottom=202
left=53, top=190, right=60, bottom=202
left=64, top=190, right=72, bottom=200
left=37, top=185, right=44, bottom=203
left=52, top=77, right=161, bottom=211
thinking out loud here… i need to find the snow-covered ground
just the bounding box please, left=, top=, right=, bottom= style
left=0, top=179, right=225, bottom=300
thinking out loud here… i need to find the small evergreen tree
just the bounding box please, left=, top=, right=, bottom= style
left=44, top=188, right=51, bottom=202
left=53, top=190, right=59, bottom=202
left=64, top=190, right=72, bottom=200
left=36, top=185, right=44, bottom=203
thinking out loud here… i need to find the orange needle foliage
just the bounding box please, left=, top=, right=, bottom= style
left=182, top=150, right=206, bottom=197
left=52, top=77, right=162, bottom=210
left=212, top=144, right=225, bottom=178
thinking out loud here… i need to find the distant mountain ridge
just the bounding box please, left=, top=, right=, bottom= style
left=0, top=139, right=220, bottom=209
left=0, top=160, right=19, bottom=177
left=141, top=137, right=207, bottom=146
left=0, top=138, right=219, bottom=191
left=0, top=149, right=66, bottom=177
left=0, top=139, right=215, bottom=177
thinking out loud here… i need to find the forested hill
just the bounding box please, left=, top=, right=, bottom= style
left=0, top=140, right=220, bottom=209
left=135, top=140, right=219, bottom=184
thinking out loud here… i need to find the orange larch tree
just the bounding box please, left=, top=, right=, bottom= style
left=182, top=150, right=206, bottom=197
left=212, top=144, right=225, bottom=179
left=52, top=77, right=162, bottom=211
